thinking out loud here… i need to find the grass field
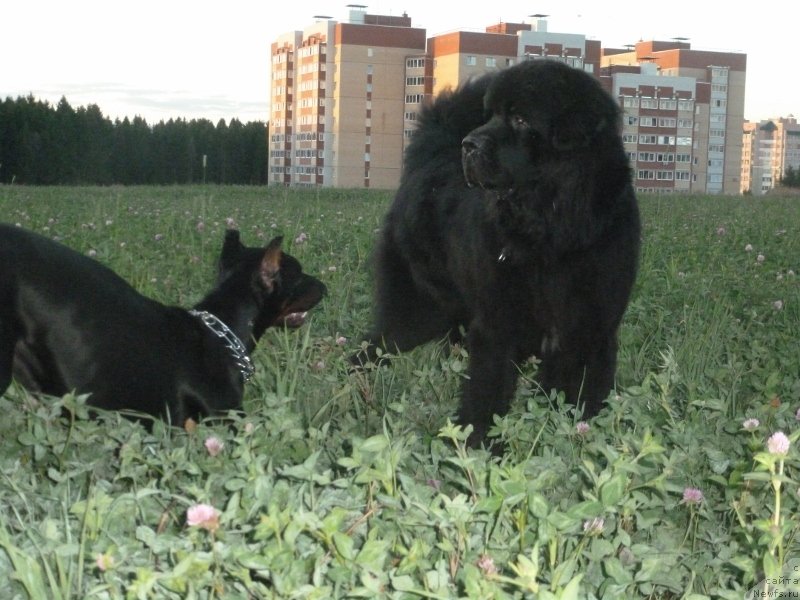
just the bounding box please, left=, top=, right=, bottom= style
left=0, top=185, right=798, bottom=599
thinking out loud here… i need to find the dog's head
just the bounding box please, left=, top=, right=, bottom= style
left=461, top=59, right=622, bottom=191
left=217, top=230, right=326, bottom=339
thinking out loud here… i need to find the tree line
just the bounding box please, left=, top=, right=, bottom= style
left=780, top=165, right=800, bottom=188
left=0, top=95, right=268, bottom=185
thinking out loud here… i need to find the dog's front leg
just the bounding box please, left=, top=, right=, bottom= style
left=457, top=323, right=519, bottom=447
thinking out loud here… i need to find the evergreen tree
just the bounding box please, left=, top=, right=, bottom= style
left=782, top=165, right=799, bottom=188
left=0, top=94, right=269, bottom=185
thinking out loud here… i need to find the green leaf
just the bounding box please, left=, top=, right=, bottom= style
left=547, top=511, right=578, bottom=531
left=558, top=574, right=584, bottom=600
left=600, top=473, right=627, bottom=507
left=603, top=557, right=633, bottom=585
left=359, top=434, right=389, bottom=453
left=566, top=500, right=602, bottom=520
left=763, top=552, right=781, bottom=579
left=356, top=539, right=389, bottom=568
left=332, top=531, right=355, bottom=561
left=237, top=552, right=272, bottom=572
left=529, top=493, right=550, bottom=518
left=390, top=574, right=416, bottom=591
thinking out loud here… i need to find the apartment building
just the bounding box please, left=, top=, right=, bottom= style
left=269, top=7, right=425, bottom=187
left=741, top=117, right=800, bottom=194
left=271, top=12, right=747, bottom=193
left=601, top=41, right=746, bottom=194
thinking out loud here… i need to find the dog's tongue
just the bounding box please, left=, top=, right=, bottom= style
left=281, top=312, right=308, bottom=328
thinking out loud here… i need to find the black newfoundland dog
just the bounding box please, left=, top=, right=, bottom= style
left=355, top=59, right=640, bottom=445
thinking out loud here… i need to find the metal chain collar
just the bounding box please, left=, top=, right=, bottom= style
left=189, top=310, right=255, bottom=383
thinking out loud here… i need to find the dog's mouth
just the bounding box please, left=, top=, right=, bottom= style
left=275, top=279, right=327, bottom=329
left=278, top=311, right=309, bottom=328
left=462, top=152, right=514, bottom=192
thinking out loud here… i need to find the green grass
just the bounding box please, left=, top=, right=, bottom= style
left=0, top=185, right=798, bottom=599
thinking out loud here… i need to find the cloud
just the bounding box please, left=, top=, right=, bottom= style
left=1, top=81, right=267, bottom=124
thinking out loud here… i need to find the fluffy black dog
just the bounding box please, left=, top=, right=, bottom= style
left=355, top=59, right=641, bottom=444
left=0, top=225, right=326, bottom=424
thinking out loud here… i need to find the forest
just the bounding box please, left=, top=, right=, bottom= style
left=0, top=95, right=268, bottom=185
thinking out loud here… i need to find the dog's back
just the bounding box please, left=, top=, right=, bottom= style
left=0, top=223, right=184, bottom=402
left=401, top=74, right=494, bottom=185
left=1, top=223, right=326, bottom=425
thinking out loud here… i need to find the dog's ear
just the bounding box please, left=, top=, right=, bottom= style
left=260, top=236, right=283, bottom=291
left=219, top=230, right=244, bottom=271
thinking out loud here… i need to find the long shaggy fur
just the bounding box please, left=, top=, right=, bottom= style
left=356, top=59, right=641, bottom=445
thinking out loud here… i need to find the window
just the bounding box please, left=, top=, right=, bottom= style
left=405, top=112, right=417, bottom=121
left=622, top=134, right=638, bottom=143
left=678, top=100, right=694, bottom=111
left=637, top=170, right=656, bottom=180
left=405, top=94, right=424, bottom=104
left=640, top=117, right=657, bottom=127
left=678, top=119, right=693, bottom=128
left=639, top=135, right=657, bottom=144
left=659, top=99, right=677, bottom=110
left=466, top=56, right=477, bottom=66
left=658, top=118, right=677, bottom=128
left=640, top=98, right=658, bottom=109
left=623, top=97, right=640, bottom=108
left=676, top=153, right=691, bottom=163
left=406, top=76, right=425, bottom=86
left=659, top=135, right=676, bottom=145
left=627, top=116, right=639, bottom=125
left=676, top=171, right=690, bottom=180
left=406, top=58, right=424, bottom=68
left=638, top=152, right=656, bottom=161
left=656, top=171, right=674, bottom=180
left=709, top=129, right=726, bottom=138
left=486, top=57, right=496, bottom=67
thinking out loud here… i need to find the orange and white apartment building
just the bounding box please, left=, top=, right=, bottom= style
left=741, top=117, right=800, bottom=194
left=269, top=7, right=747, bottom=193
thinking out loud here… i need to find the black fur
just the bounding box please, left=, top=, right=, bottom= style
left=0, top=225, right=326, bottom=424
left=355, top=60, right=641, bottom=445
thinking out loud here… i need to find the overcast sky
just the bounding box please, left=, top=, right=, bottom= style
left=3, top=1, right=797, bottom=124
